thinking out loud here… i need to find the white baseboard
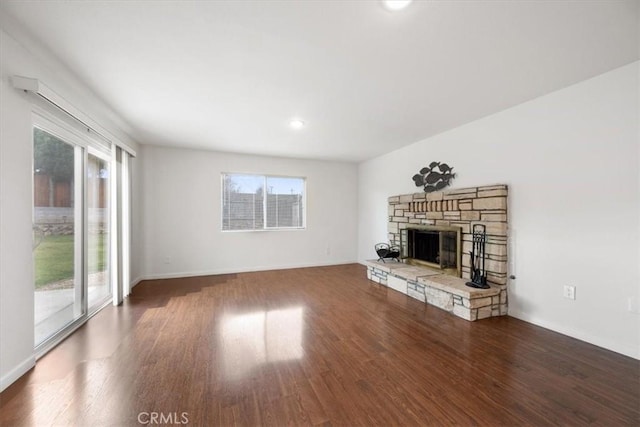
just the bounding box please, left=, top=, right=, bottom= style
left=0, top=355, right=35, bottom=392
left=509, top=310, right=640, bottom=360
left=138, top=260, right=358, bottom=282
left=130, top=276, right=143, bottom=289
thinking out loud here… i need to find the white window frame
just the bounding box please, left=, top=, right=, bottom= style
left=221, top=173, right=307, bottom=232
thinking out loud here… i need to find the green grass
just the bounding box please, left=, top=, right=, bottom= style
left=34, top=234, right=107, bottom=288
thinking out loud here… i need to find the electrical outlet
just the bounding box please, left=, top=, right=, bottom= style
left=563, top=285, right=576, bottom=300
left=628, top=296, right=639, bottom=314
left=164, top=256, right=171, bottom=264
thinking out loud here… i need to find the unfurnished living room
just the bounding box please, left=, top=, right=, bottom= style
left=0, top=0, right=639, bottom=426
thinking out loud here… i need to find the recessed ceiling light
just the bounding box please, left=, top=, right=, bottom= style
left=289, top=119, right=305, bottom=129
left=382, top=0, right=413, bottom=11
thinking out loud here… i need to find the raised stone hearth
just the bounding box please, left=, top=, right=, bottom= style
left=365, top=259, right=507, bottom=321
left=366, top=184, right=509, bottom=321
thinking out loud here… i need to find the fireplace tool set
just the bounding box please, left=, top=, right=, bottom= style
left=466, top=224, right=490, bottom=289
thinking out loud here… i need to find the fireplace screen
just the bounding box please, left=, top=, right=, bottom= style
left=400, top=226, right=461, bottom=276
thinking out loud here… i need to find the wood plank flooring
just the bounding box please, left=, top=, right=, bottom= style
left=1, top=264, right=638, bottom=426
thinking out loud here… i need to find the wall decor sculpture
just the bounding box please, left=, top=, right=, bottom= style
left=412, top=162, right=456, bottom=193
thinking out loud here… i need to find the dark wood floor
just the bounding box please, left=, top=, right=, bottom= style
left=1, top=264, right=638, bottom=426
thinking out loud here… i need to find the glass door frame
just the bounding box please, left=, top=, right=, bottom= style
left=32, top=108, right=113, bottom=357
left=87, top=146, right=113, bottom=313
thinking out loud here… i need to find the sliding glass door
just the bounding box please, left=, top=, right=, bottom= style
left=87, top=151, right=111, bottom=310
left=33, top=112, right=114, bottom=349
left=33, top=127, right=84, bottom=346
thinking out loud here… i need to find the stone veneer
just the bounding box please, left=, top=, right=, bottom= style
left=365, top=184, right=509, bottom=321
left=365, top=260, right=507, bottom=321
left=388, top=184, right=509, bottom=286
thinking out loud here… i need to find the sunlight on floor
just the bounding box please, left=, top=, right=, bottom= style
left=220, top=307, right=304, bottom=380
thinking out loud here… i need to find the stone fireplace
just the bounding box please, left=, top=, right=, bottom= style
left=365, top=184, right=509, bottom=321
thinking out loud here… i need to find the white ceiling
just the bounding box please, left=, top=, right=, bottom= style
left=1, top=1, right=638, bottom=162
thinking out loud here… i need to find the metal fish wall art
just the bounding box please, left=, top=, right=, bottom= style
left=412, top=162, right=456, bottom=193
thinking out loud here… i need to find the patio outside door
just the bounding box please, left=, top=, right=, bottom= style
left=33, top=126, right=84, bottom=346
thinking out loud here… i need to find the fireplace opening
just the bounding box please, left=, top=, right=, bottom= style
left=413, top=230, right=440, bottom=264
left=400, top=225, right=461, bottom=277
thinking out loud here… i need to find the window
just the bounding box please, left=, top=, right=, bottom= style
left=222, top=174, right=305, bottom=231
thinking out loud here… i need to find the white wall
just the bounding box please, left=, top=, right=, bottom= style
left=139, top=145, right=358, bottom=279
left=0, top=25, right=140, bottom=390
left=358, top=62, right=640, bottom=359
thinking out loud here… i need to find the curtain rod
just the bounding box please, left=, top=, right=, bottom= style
left=11, top=75, right=137, bottom=157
